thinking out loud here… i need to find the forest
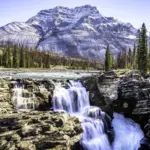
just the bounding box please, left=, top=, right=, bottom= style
left=0, top=42, right=102, bottom=70
left=0, top=23, right=149, bottom=75
left=105, top=23, right=150, bottom=76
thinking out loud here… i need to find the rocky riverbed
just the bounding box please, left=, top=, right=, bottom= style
left=0, top=70, right=150, bottom=149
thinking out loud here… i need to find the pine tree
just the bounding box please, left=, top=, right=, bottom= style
left=137, top=29, right=141, bottom=70
left=30, top=48, right=34, bottom=68
left=137, top=23, right=148, bottom=76
left=2, top=47, right=7, bottom=67
left=121, top=49, right=128, bottom=69
left=25, top=48, right=30, bottom=68
left=128, top=48, right=132, bottom=69
left=7, top=46, right=12, bottom=68
left=105, top=45, right=111, bottom=71
left=20, top=45, right=25, bottom=68
left=0, top=54, right=2, bottom=66
left=110, top=55, right=114, bottom=69
left=133, top=44, right=137, bottom=69
left=13, top=44, right=19, bottom=68
left=124, top=49, right=127, bottom=69
left=45, top=53, right=50, bottom=68
left=117, top=52, right=121, bottom=69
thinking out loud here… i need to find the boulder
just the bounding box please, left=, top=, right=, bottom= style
left=81, top=71, right=119, bottom=119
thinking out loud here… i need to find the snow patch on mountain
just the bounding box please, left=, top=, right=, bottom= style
left=0, top=5, right=138, bottom=59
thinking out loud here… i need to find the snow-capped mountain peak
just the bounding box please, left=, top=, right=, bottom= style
left=0, top=5, right=138, bottom=59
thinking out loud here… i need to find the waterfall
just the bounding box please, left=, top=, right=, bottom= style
left=112, top=113, right=144, bottom=150
left=52, top=81, right=111, bottom=150
left=52, top=81, right=144, bottom=150
left=12, top=84, right=35, bottom=110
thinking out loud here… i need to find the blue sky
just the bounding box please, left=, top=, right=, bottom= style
left=0, top=0, right=150, bottom=31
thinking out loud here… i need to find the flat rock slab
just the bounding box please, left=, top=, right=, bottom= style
left=0, top=111, right=82, bottom=150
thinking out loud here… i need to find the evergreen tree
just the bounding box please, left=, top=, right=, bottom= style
left=128, top=48, right=132, bottom=69
left=7, top=46, right=12, bottom=68
left=2, top=47, right=7, bottom=67
left=105, top=45, right=111, bottom=71
left=20, top=45, right=25, bottom=68
left=0, top=54, right=2, bottom=66
left=30, top=48, right=34, bottom=68
left=133, top=44, right=137, bottom=69
left=137, top=23, right=148, bottom=76
left=117, top=52, right=121, bottom=69
left=124, top=49, right=127, bottom=69
left=110, top=55, right=114, bottom=69
left=137, top=29, right=141, bottom=70
left=45, top=53, right=50, bottom=68
left=25, top=48, right=30, bottom=68
left=13, top=44, right=19, bottom=68
left=120, top=49, right=127, bottom=69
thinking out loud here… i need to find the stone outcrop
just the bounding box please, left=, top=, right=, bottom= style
left=0, top=111, right=82, bottom=150
left=0, top=78, right=13, bottom=114
left=112, top=71, right=150, bottom=149
left=81, top=71, right=119, bottom=119
left=0, top=78, right=83, bottom=150
left=11, top=79, right=54, bottom=110
left=82, top=70, right=150, bottom=148
left=96, top=71, right=120, bottom=106
left=113, top=71, right=150, bottom=115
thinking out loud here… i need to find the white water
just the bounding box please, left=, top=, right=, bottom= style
left=12, top=84, right=35, bottom=110
left=52, top=81, right=111, bottom=150
left=52, top=81, right=144, bottom=150
left=112, top=113, right=144, bottom=150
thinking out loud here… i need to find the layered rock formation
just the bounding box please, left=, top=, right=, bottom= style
left=0, top=111, right=82, bottom=150
left=82, top=70, right=150, bottom=149
left=0, top=78, right=82, bottom=150
left=113, top=71, right=150, bottom=149
left=0, top=78, right=13, bottom=114
left=81, top=71, right=120, bottom=118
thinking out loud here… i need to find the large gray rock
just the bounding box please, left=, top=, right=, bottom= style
left=81, top=71, right=119, bottom=119
left=113, top=71, right=150, bottom=115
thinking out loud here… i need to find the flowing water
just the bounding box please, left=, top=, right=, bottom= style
left=11, top=80, right=144, bottom=149
left=112, top=113, right=144, bottom=150
left=52, top=81, right=144, bottom=150
left=12, top=84, right=35, bottom=110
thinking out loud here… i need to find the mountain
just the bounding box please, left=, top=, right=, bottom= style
left=0, top=5, right=138, bottom=59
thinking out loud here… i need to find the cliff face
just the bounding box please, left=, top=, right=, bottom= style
left=82, top=70, right=150, bottom=149
left=0, top=5, right=137, bottom=59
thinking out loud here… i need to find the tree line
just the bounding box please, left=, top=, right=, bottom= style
left=0, top=42, right=102, bottom=70
left=105, top=23, right=149, bottom=76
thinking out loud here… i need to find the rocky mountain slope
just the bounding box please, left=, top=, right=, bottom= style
left=0, top=5, right=138, bottom=59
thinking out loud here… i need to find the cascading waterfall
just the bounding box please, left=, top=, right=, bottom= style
left=52, top=81, right=111, bottom=150
left=12, top=84, right=35, bottom=110
left=112, top=113, right=144, bottom=150
left=52, top=81, right=144, bottom=150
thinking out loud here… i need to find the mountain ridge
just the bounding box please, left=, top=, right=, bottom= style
left=0, top=5, right=138, bottom=59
